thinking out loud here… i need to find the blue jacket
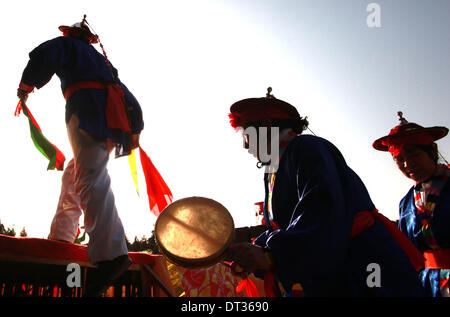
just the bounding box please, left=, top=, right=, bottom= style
left=20, top=36, right=143, bottom=150
left=399, top=177, right=450, bottom=297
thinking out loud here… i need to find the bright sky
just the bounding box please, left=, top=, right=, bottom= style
left=1, top=0, right=449, bottom=241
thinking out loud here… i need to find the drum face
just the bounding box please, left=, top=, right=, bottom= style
left=155, top=197, right=234, bottom=268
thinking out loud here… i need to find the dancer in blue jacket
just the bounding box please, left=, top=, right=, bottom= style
left=226, top=89, right=429, bottom=297
left=17, top=16, right=144, bottom=296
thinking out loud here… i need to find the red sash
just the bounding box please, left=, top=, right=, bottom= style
left=352, top=209, right=425, bottom=272
left=423, top=249, right=450, bottom=269
left=64, top=81, right=131, bottom=133
left=261, top=209, right=429, bottom=297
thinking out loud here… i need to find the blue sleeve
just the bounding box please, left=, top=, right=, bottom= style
left=20, top=37, right=72, bottom=89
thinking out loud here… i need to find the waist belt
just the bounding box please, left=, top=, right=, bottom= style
left=423, top=249, right=450, bottom=269
left=351, top=209, right=425, bottom=272
left=64, top=81, right=131, bottom=133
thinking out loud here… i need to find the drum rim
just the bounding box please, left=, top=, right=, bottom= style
left=155, top=196, right=235, bottom=269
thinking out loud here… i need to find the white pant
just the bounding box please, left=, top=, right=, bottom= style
left=49, top=114, right=128, bottom=265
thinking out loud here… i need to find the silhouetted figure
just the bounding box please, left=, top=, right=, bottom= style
left=225, top=89, right=430, bottom=297
left=17, top=15, right=144, bottom=296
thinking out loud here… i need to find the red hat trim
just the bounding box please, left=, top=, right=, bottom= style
left=384, top=133, right=435, bottom=156
left=373, top=121, right=448, bottom=154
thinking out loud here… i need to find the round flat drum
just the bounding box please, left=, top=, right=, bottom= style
left=155, top=196, right=235, bottom=269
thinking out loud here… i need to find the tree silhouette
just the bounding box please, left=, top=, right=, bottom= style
left=126, top=231, right=160, bottom=254
left=20, top=227, right=28, bottom=237
left=0, top=222, right=16, bottom=237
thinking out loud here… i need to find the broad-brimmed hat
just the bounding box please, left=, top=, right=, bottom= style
left=373, top=112, right=448, bottom=155
left=59, top=18, right=98, bottom=44
left=229, top=87, right=303, bottom=130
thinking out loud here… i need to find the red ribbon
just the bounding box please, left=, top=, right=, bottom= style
left=138, top=146, right=173, bottom=217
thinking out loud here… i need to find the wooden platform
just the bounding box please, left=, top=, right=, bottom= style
left=0, top=234, right=175, bottom=297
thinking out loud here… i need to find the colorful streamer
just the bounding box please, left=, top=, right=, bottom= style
left=15, top=100, right=172, bottom=217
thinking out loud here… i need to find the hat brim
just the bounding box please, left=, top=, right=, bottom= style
left=373, top=126, right=448, bottom=151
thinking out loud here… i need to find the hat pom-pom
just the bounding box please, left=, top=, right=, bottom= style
left=229, top=113, right=242, bottom=131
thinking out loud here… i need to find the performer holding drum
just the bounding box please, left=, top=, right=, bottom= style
left=221, top=89, right=430, bottom=296
left=16, top=16, right=144, bottom=296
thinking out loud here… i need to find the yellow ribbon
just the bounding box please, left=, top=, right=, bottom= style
left=128, top=148, right=139, bottom=196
